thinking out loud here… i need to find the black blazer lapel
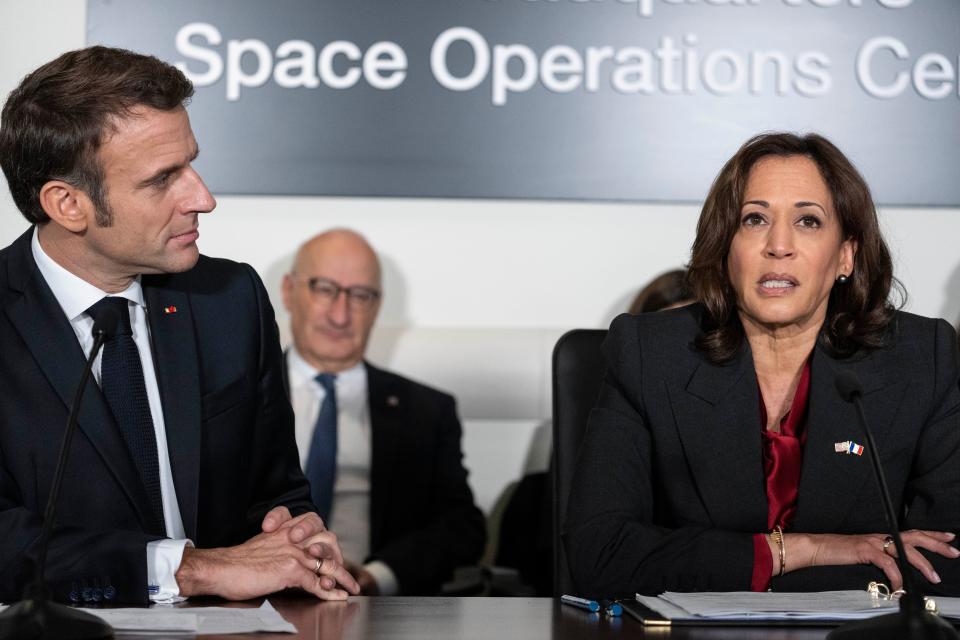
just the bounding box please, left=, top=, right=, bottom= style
left=366, top=362, right=403, bottom=551
left=143, top=279, right=201, bottom=540
left=793, top=344, right=907, bottom=533
left=4, top=230, right=155, bottom=530
left=668, top=345, right=768, bottom=530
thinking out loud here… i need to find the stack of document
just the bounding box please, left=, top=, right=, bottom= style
left=632, top=591, right=960, bottom=625
left=0, top=601, right=297, bottom=635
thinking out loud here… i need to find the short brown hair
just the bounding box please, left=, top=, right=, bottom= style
left=687, top=132, right=902, bottom=363
left=0, top=46, right=194, bottom=225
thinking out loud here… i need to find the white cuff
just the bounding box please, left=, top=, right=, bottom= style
left=147, top=538, right=193, bottom=603
left=364, top=560, right=399, bottom=596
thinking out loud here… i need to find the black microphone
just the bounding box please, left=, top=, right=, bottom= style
left=0, top=306, right=121, bottom=639
left=827, top=371, right=958, bottom=640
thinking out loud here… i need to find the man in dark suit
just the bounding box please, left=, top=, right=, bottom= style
left=0, top=47, right=358, bottom=604
left=281, top=229, right=486, bottom=595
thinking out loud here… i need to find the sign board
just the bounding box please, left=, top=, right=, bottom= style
left=88, top=0, right=960, bottom=204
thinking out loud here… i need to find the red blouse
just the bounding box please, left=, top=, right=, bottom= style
left=750, top=360, right=811, bottom=591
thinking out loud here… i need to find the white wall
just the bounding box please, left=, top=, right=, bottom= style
left=3, top=0, right=960, bottom=512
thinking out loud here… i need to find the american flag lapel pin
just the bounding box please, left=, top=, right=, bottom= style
left=163, top=305, right=178, bottom=315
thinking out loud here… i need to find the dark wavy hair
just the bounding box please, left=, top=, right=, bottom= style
left=0, top=46, right=193, bottom=226
left=628, top=269, right=693, bottom=315
left=687, top=132, right=902, bottom=364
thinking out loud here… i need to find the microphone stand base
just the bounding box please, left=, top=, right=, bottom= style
left=827, top=610, right=959, bottom=640
left=0, top=598, right=113, bottom=639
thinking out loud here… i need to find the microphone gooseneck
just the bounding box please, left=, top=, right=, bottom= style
left=0, top=309, right=116, bottom=639
left=827, top=372, right=958, bottom=640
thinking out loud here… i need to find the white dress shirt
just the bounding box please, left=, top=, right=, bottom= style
left=287, top=348, right=398, bottom=595
left=31, top=229, right=190, bottom=602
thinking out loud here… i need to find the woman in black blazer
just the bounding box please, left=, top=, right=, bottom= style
left=564, top=133, right=960, bottom=598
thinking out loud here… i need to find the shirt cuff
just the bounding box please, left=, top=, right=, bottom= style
left=751, top=533, right=773, bottom=592
left=147, top=538, right=193, bottom=603
left=364, top=560, right=399, bottom=596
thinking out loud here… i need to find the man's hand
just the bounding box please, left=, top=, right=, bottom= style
left=345, top=561, right=381, bottom=596
left=261, top=507, right=346, bottom=571
left=262, top=506, right=328, bottom=546
left=175, top=524, right=360, bottom=601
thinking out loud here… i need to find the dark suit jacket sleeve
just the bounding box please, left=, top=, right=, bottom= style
left=238, top=264, right=315, bottom=532
left=0, top=469, right=160, bottom=604
left=563, top=313, right=756, bottom=598
left=0, top=261, right=312, bottom=604
left=773, top=318, right=960, bottom=596
left=368, top=392, right=486, bottom=595
left=903, top=318, right=960, bottom=596
left=0, top=230, right=163, bottom=604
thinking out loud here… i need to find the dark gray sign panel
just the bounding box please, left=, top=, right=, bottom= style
left=87, top=0, right=960, bottom=204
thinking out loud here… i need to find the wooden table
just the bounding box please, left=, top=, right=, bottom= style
left=176, top=595, right=839, bottom=640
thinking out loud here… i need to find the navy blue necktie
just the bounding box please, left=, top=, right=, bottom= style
left=305, top=373, right=337, bottom=522
left=86, top=297, right=166, bottom=536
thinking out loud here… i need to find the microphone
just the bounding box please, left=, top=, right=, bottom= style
left=834, top=370, right=862, bottom=403
left=91, top=304, right=121, bottom=343
left=0, top=305, right=120, bottom=639
left=827, top=372, right=958, bottom=640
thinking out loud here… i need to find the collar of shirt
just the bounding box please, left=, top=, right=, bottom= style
left=31, top=226, right=145, bottom=320
left=287, top=347, right=367, bottom=404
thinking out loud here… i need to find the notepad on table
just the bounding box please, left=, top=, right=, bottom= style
left=625, top=590, right=960, bottom=627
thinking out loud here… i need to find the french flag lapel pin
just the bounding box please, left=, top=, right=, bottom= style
left=163, top=305, right=178, bottom=315
left=835, top=440, right=864, bottom=455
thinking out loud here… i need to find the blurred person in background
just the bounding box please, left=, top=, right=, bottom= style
left=282, top=229, right=486, bottom=596
left=628, top=269, right=694, bottom=315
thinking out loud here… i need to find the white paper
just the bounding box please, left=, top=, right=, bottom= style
left=80, top=601, right=296, bottom=635
left=930, top=597, right=960, bottom=619
left=637, top=590, right=901, bottom=622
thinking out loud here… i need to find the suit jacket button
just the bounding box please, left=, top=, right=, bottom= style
left=103, top=585, right=116, bottom=601
left=68, top=583, right=80, bottom=603
left=81, top=587, right=93, bottom=602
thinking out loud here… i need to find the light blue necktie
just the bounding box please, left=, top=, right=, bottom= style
left=305, top=373, right=337, bottom=522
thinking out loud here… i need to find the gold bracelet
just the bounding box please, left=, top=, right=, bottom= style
left=771, top=526, right=786, bottom=577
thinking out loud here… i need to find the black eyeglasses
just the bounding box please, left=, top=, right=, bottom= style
left=296, top=275, right=381, bottom=309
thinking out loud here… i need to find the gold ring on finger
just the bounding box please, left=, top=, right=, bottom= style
left=314, top=558, right=324, bottom=575
left=882, top=535, right=894, bottom=554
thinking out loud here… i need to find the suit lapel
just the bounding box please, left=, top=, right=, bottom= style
left=4, top=230, right=154, bottom=529
left=669, top=345, right=768, bottom=530
left=366, top=363, right=403, bottom=550
left=143, top=279, right=201, bottom=540
left=792, top=344, right=906, bottom=532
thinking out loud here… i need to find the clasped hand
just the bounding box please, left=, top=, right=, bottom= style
left=175, top=506, right=360, bottom=600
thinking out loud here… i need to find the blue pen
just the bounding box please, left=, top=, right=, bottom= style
left=561, top=595, right=600, bottom=613
left=600, top=599, right=623, bottom=617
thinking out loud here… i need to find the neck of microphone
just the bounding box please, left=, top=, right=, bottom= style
left=30, top=308, right=118, bottom=597
left=834, top=371, right=924, bottom=615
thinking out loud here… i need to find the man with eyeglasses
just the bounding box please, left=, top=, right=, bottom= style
left=281, top=229, right=486, bottom=596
